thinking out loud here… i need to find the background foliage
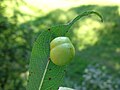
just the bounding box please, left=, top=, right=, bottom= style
left=0, top=0, right=120, bottom=90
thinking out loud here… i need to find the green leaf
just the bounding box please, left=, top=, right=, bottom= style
left=27, top=11, right=103, bottom=90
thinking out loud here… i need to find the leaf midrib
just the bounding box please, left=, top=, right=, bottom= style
left=39, top=60, right=50, bottom=90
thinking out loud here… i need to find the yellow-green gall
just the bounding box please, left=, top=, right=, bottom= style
left=50, top=37, right=75, bottom=66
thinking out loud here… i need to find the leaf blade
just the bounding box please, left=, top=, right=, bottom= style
left=27, top=11, right=103, bottom=90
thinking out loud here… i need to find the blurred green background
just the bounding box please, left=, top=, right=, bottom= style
left=0, top=0, right=120, bottom=90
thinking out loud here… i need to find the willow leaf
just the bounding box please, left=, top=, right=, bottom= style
left=27, top=11, right=103, bottom=90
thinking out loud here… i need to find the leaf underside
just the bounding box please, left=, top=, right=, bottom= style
left=27, top=11, right=103, bottom=90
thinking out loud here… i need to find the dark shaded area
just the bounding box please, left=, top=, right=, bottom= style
left=0, top=1, right=31, bottom=90
left=0, top=1, right=120, bottom=89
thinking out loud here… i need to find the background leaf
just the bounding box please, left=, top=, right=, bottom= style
left=26, top=11, right=103, bottom=90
